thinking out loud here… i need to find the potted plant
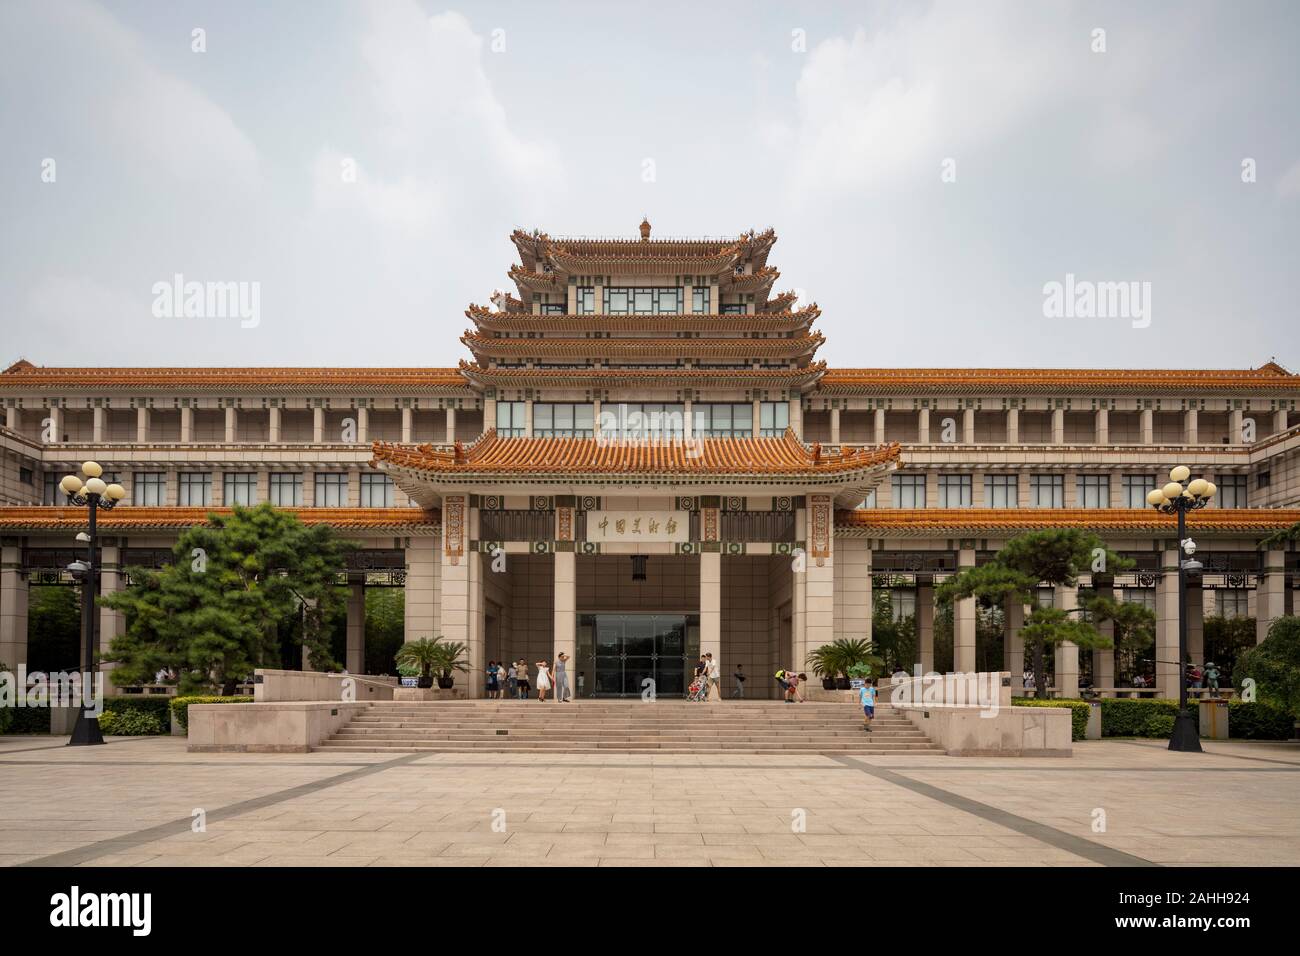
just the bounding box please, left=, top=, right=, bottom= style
left=809, top=639, right=884, bottom=690
left=395, top=637, right=469, bottom=690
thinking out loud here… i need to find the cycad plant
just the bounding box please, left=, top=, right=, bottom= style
left=808, top=638, right=884, bottom=687
left=395, top=637, right=469, bottom=688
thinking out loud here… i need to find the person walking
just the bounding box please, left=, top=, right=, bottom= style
left=516, top=660, right=531, bottom=700
left=535, top=660, right=553, bottom=702
left=705, top=653, right=721, bottom=702
left=486, top=660, right=500, bottom=699
left=554, top=652, right=572, bottom=703
left=859, top=678, right=877, bottom=732
left=506, top=660, right=518, bottom=700
left=731, top=664, right=746, bottom=699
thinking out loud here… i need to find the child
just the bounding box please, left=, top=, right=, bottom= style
left=859, top=678, right=877, bottom=732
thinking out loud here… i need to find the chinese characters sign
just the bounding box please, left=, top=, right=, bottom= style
left=586, top=510, right=689, bottom=543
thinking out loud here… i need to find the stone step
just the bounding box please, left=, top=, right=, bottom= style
left=316, top=742, right=941, bottom=754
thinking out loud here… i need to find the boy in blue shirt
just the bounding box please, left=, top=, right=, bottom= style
left=859, top=679, right=877, bottom=732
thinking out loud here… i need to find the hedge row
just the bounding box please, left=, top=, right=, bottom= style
left=170, top=696, right=255, bottom=732
left=1012, top=696, right=1295, bottom=740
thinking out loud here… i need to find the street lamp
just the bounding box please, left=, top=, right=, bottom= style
left=1146, top=465, right=1215, bottom=753
left=59, top=461, right=126, bottom=746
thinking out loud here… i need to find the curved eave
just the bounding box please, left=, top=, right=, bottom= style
left=465, top=305, right=819, bottom=334
left=819, top=368, right=1300, bottom=395
left=461, top=334, right=825, bottom=361
left=0, top=506, right=441, bottom=534
left=457, top=360, right=827, bottom=390
left=835, top=508, right=1300, bottom=538
left=726, top=268, right=779, bottom=293
left=544, top=249, right=743, bottom=276
left=0, top=369, right=469, bottom=394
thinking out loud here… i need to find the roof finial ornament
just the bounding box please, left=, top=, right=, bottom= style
left=639, top=217, right=651, bottom=241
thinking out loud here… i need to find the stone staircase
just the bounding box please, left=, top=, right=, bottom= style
left=316, top=700, right=944, bottom=754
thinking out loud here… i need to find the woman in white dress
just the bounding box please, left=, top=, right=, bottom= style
left=535, top=660, right=553, bottom=702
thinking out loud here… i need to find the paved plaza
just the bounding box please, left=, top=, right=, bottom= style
left=1, top=735, right=1297, bottom=867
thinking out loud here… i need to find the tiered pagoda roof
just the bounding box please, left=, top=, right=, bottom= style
left=465, top=302, right=821, bottom=335
left=460, top=332, right=825, bottom=364
left=457, top=360, right=828, bottom=390
left=0, top=361, right=465, bottom=394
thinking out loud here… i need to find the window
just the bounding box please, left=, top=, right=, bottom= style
left=1076, top=475, right=1110, bottom=509
left=1216, top=475, right=1247, bottom=509
left=268, top=473, right=303, bottom=506
left=314, top=473, right=348, bottom=507
left=889, top=589, right=917, bottom=623
left=984, top=474, right=1017, bottom=508
left=496, top=401, right=527, bottom=437
left=759, top=401, right=790, bottom=437
left=1029, top=474, right=1064, bottom=508
left=1036, top=587, right=1055, bottom=609
left=1122, top=475, right=1154, bottom=509
left=541, top=303, right=564, bottom=315
left=359, top=473, right=395, bottom=507
left=1257, top=471, right=1271, bottom=489
left=720, top=302, right=746, bottom=314
left=692, top=287, right=710, bottom=314
left=1216, top=589, right=1250, bottom=619
left=178, top=472, right=212, bottom=507
left=891, top=473, right=927, bottom=508
left=223, top=473, right=257, bottom=506
left=18, top=467, right=33, bottom=485
left=602, top=287, right=682, bottom=315
left=533, top=403, right=594, bottom=438
left=938, top=474, right=972, bottom=508
left=1124, top=588, right=1156, bottom=612
left=133, top=472, right=166, bottom=506
left=599, top=403, right=685, bottom=441
left=42, top=472, right=61, bottom=506
left=692, top=403, right=753, bottom=438
left=857, top=489, right=877, bottom=508
left=575, top=287, right=594, bottom=314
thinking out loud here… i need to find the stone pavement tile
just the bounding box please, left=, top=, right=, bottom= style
left=253, top=855, right=381, bottom=867
left=598, top=858, right=711, bottom=867
left=405, top=831, right=509, bottom=848
left=77, top=853, right=162, bottom=867
left=486, top=858, right=600, bottom=867
left=605, top=832, right=705, bottom=845
left=652, top=843, right=763, bottom=861
left=508, top=831, right=607, bottom=846
left=545, top=844, right=655, bottom=861
left=560, top=821, right=653, bottom=833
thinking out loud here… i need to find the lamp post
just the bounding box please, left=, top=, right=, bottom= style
left=58, top=461, right=126, bottom=746
left=1146, top=465, right=1215, bottom=753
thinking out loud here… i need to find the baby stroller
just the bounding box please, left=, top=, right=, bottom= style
left=687, top=674, right=709, bottom=702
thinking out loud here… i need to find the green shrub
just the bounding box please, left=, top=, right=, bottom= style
left=1100, top=698, right=1195, bottom=737
left=0, top=707, right=52, bottom=735
left=1228, top=700, right=1296, bottom=740
left=1011, top=697, right=1090, bottom=741
left=102, top=696, right=173, bottom=732
left=1144, top=713, right=1176, bottom=737
left=97, top=708, right=164, bottom=736
left=170, top=695, right=255, bottom=731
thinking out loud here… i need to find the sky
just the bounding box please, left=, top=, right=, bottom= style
left=0, top=0, right=1297, bottom=371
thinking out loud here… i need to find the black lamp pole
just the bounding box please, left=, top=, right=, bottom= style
left=1148, top=467, right=1212, bottom=753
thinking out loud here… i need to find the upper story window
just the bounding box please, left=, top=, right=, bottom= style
left=575, top=287, right=594, bottom=314
left=1076, top=474, right=1110, bottom=509
left=534, top=403, right=594, bottom=438
left=223, top=472, right=257, bottom=506
left=1216, top=474, right=1247, bottom=509
left=134, top=472, right=167, bottom=507
left=1029, top=474, right=1063, bottom=508
left=496, top=401, right=527, bottom=437
left=1122, top=475, right=1153, bottom=509
left=693, top=403, right=752, bottom=438
left=541, top=303, right=564, bottom=315
left=938, top=474, right=972, bottom=508
left=984, top=474, right=1017, bottom=508
left=891, top=473, right=926, bottom=508
left=1125, top=587, right=1156, bottom=612
left=599, top=403, right=685, bottom=441
left=1216, top=589, right=1250, bottom=619
left=178, top=472, right=212, bottom=507
left=603, top=287, right=682, bottom=315
left=692, top=287, right=710, bottom=314
left=42, top=471, right=61, bottom=506
left=315, top=473, right=348, bottom=507
left=269, top=473, right=303, bottom=507
left=359, top=472, right=395, bottom=507
left=758, top=401, right=789, bottom=437
left=720, top=302, right=746, bottom=315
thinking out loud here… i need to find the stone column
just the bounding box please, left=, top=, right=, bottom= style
left=1140, top=408, right=1153, bottom=445
left=873, top=408, right=886, bottom=444
left=46, top=406, right=62, bottom=443
left=312, top=407, right=324, bottom=443
left=523, top=400, right=534, bottom=438
left=445, top=407, right=456, bottom=443
left=1274, top=408, right=1288, bottom=435
left=180, top=406, right=193, bottom=443
left=1155, top=548, right=1180, bottom=696
left=917, top=583, right=935, bottom=673
left=401, top=406, right=412, bottom=443
left=355, top=407, right=368, bottom=444
left=1229, top=408, right=1243, bottom=444
left=1053, top=583, right=1079, bottom=698
left=751, top=399, right=761, bottom=438
left=700, top=551, right=721, bottom=695
left=829, top=408, right=841, bottom=445
left=439, top=497, right=483, bottom=697
left=1006, top=408, right=1019, bottom=444
left=0, top=543, right=29, bottom=668
left=268, top=406, right=281, bottom=443
left=954, top=548, right=976, bottom=672
left=484, top=399, right=497, bottom=434
left=1051, top=408, right=1065, bottom=445
left=1184, top=408, right=1198, bottom=445
left=3, top=407, right=15, bottom=431
left=1257, top=549, right=1285, bottom=644
left=404, top=537, right=439, bottom=643
left=98, top=544, right=124, bottom=661
left=1095, top=408, right=1109, bottom=445
left=963, top=407, right=975, bottom=445
left=683, top=400, right=693, bottom=441
left=1185, top=580, right=1204, bottom=669
left=917, top=408, right=930, bottom=444
left=788, top=398, right=803, bottom=440
left=136, top=406, right=150, bottom=443
left=92, top=407, right=105, bottom=443
left=225, top=406, right=237, bottom=443
left=346, top=581, right=365, bottom=674
left=1092, top=582, right=1115, bottom=692
left=554, top=550, right=576, bottom=692
left=1004, top=597, right=1025, bottom=683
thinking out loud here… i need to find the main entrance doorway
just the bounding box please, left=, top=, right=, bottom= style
left=577, top=613, right=700, bottom=698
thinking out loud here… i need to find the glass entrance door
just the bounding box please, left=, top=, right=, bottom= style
left=581, top=614, right=694, bottom=697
